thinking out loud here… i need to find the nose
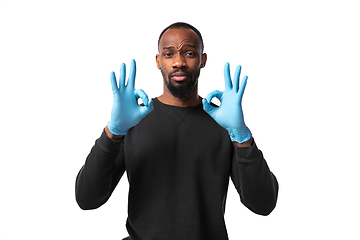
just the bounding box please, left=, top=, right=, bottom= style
left=172, top=53, right=186, bottom=69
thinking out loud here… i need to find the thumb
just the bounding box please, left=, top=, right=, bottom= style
left=139, top=98, right=154, bottom=118
left=202, top=98, right=215, bottom=115
left=134, top=89, right=149, bottom=106
left=134, top=89, right=153, bottom=118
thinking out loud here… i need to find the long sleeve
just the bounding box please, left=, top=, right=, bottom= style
left=230, top=140, right=279, bottom=216
left=75, top=129, right=126, bottom=210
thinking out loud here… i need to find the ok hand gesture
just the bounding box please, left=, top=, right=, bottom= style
left=107, top=59, right=153, bottom=135
left=202, top=62, right=252, bottom=143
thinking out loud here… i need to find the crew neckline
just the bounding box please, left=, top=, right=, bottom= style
left=153, top=97, right=203, bottom=109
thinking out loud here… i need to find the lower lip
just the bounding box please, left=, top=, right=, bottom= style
left=171, top=76, right=188, bottom=81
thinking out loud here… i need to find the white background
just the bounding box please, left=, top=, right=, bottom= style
left=1, top=0, right=359, bottom=239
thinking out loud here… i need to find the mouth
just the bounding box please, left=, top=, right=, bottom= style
left=170, top=72, right=189, bottom=82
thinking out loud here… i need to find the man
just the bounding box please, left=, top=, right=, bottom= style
left=76, top=22, right=278, bottom=240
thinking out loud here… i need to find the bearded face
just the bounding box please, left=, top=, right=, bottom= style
left=160, top=67, right=201, bottom=99
left=156, top=27, right=206, bottom=100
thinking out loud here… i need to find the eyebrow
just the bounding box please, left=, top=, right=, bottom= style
left=162, top=44, right=197, bottom=50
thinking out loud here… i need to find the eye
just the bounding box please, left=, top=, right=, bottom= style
left=163, top=52, right=173, bottom=58
left=185, top=51, right=195, bottom=57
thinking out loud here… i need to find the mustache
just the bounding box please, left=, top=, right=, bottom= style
left=168, top=69, right=190, bottom=77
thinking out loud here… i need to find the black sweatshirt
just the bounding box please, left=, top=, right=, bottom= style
left=76, top=98, right=278, bottom=240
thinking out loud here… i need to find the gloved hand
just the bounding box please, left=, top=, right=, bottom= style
left=202, top=62, right=252, bottom=143
left=107, top=59, right=153, bottom=135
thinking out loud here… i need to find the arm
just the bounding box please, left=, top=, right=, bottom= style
left=234, top=137, right=253, bottom=148
left=203, top=62, right=278, bottom=215
left=105, top=125, right=124, bottom=141
left=231, top=140, right=278, bottom=215
left=75, top=129, right=125, bottom=210
left=75, top=60, right=153, bottom=210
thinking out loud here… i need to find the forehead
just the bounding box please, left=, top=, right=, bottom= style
left=159, top=28, right=201, bottom=50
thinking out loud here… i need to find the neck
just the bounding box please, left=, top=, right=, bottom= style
left=158, top=85, right=202, bottom=107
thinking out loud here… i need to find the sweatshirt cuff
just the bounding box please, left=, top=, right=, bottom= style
left=96, top=129, right=124, bottom=154
left=233, top=139, right=263, bottom=164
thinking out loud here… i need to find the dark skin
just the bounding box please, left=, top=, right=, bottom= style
left=106, top=27, right=253, bottom=147
left=156, top=27, right=207, bottom=107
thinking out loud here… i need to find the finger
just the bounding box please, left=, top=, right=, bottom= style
left=202, top=98, right=213, bottom=113
left=147, top=98, right=154, bottom=110
left=110, top=71, right=118, bottom=93
left=127, top=59, right=136, bottom=89
left=206, top=90, right=224, bottom=105
left=134, top=89, right=149, bottom=107
left=119, top=63, right=126, bottom=89
left=224, top=62, right=232, bottom=91
left=239, top=75, right=248, bottom=101
left=233, top=65, right=241, bottom=92
left=142, top=98, right=154, bottom=115
left=137, top=93, right=154, bottom=117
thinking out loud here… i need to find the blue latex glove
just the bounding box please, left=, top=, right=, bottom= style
left=107, top=59, right=153, bottom=135
left=202, top=62, right=252, bottom=143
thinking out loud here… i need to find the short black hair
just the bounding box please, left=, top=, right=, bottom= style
left=158, top=22, right=204, bottom=53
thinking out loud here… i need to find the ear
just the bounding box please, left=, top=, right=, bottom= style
left=156, top=54, right=161, bottom=70
left=201, top=53, right=207, bottom=68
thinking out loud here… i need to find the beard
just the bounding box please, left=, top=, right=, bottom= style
left=161, top=68, right=201, bottom=99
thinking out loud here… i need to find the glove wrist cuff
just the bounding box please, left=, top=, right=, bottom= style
left=107, top=122, right=127, bottom=135
left=227, top=127, right=252, bottom=143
